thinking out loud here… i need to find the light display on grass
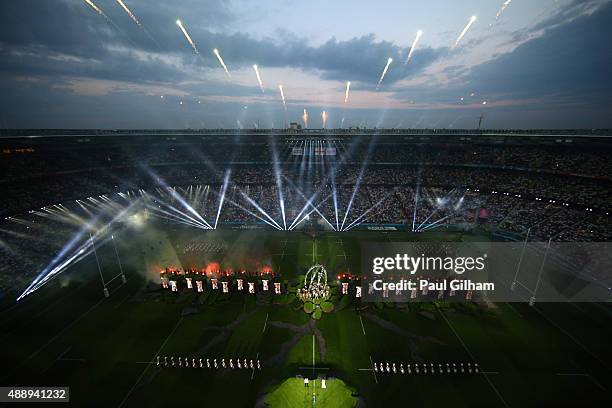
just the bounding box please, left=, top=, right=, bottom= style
left=297, top=264, right=330, bottom=302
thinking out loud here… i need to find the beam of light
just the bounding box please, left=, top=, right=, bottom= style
left=288, top=192, right=335, bottom=231
left=412, top=182, right=421, bottom=232
left=115, top=0, right=141, bottom=26
left=454, top=15, right=477, bottom=48
left=283, top=178, right=336, bottom=231
left=302, top=109, right=308, bottom=128
left=238, top=191, right=283, bottom=230
left=340, top=138, right=375, bottom=230
left=213, top=48, right=231, bottom=78
left=496, top=0, right=512, bottom=20
left=343, top=190, right=394, bottom=232
left=214, top=169, right=231, bottom=229
left=405, top=30, right=423, bottom=65
left=279, top=85, right=287, bottom=110
left=270, top=140, right=287, bottom=230
left=18, top=198, right=140, bottom=300
left=376, top=57, right=393, bottom=90
left=176, top=19, right=200, bottom=55
left=322, top=110, right=328, bottom=129
left=146, top=169, right=212, bottom=229
left=344, top=81, right=351, bottom=104
left=414, top=189, right=456, bottom=231
left=223, top=196, right=282, bottom=230
left=253, top=64, right=264, bottom=93
left=418, top=215, right=452, bottom=232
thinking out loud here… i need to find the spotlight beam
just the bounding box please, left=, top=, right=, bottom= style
left=343, top=190, right=394, bottom=231
left=214, top=169, right=231, bottom=229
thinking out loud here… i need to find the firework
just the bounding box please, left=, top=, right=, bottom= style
left=405, top=30, right=423, bottom=64
left=454, top=16, right=477, bottom=48
left=322, top=110, right=328, bottom=129
left=84, top=0, right=103, bottom=15
left=279, top=85, right=287, bottom=110
left=253, top=64, right=264, bottom=93
left=115, top=0, right=141, bottom=26
left=302, top=109, right=308, bottom=128
left=176, top=19, right=199, bottom=55
left=213, top=48, right=231, bottom=78
left=344, top=81, right=351, bottom=104
left=376, top=57, right=393, bottom=90
left=496, top=0, right=512, bottom=20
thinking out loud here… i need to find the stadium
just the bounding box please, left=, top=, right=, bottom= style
left=1, top=1, right=612, bottom=407
left=1, top=129, right=611, bottom=406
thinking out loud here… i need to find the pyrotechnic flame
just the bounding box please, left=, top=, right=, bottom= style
left=376, top=57, right=393, bottom=90
left=405, top=30, right=423, bottom=64
left=496, top=0, right=512, bottom=20
left=454, top=16, right=477, bottom=48
left=253, top=64, right=264, bottom=93
left=176, top=19, right=199, bottom=55
left=322, top=110, right=328, bottom=129
left=279, top=85, right=287, bottom=110
left=302, top=109, right=308, bottom=128
left=344, top=81, right=351, bottom=104
left=213, top=48, right=231, bottom=78
left=115, top=0, right=141, bottom=26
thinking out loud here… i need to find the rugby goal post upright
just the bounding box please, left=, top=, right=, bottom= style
left=90, top=233, right=109, bottom=298
left=511, top=227, right=531, bottom=292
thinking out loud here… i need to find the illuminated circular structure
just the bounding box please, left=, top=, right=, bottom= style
left=298, top=264, right=330, bottom=302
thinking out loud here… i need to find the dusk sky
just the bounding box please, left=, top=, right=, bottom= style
left=0, top=0, right=611, bottom=129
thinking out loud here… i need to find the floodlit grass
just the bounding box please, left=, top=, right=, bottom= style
left=265, top=377, right=357, bottom=408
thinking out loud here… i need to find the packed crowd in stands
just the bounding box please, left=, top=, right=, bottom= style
left=1, top=136, right=611, bottom=276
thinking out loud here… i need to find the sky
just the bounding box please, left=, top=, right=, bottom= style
left=0, top=0, right=611, bottom=129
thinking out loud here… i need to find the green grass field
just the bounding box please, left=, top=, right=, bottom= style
left=0, top=225, right=611, bottom=407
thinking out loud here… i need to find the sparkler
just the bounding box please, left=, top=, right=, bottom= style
left=454, top=16, right=477, bottom=48
left=496, top=0, right=512, bottom=20
left=405, top=30, right=423, bottom=64
left=302, top=109, right=308, bottom=128
left=176, top=19, right=199, bottom=55
left=253, top=64, right=264, bottom=93
left=213, top=48, right=231, bottom=78
left=376, top=57, right=393, bottom=90
left=279, top=85, right=287, bottom=110
left=322, top=110, right=328, bottom=129
left=115, top=0, right=141, bottom=26
left=344, top=81, right=351, bottom=103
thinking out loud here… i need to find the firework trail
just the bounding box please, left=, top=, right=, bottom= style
left=376, top=57, right=393, bottom=90
left=302, top=109, right=308, bottom=128
left=496, top=0, right=512, bottom=20
left=115, top=0, right=140, bottom=26
left=454, top=16, right=477, bottom=48
left=322, top=110, right=328, bottom=129
left=84, top=0, right=117, bottom=26
left=253, top=64, right=264, bottom=93
left=213, top=48, right=231, bottom=78
left=405, top=30, right=423, bottom=64
left=279, top=85, right=287, bottom=110
left=344, top=81, right=351, bottom=104
left=341, top=116, right=345, bottom=128
left=176, top=19, right=199, bottom=55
